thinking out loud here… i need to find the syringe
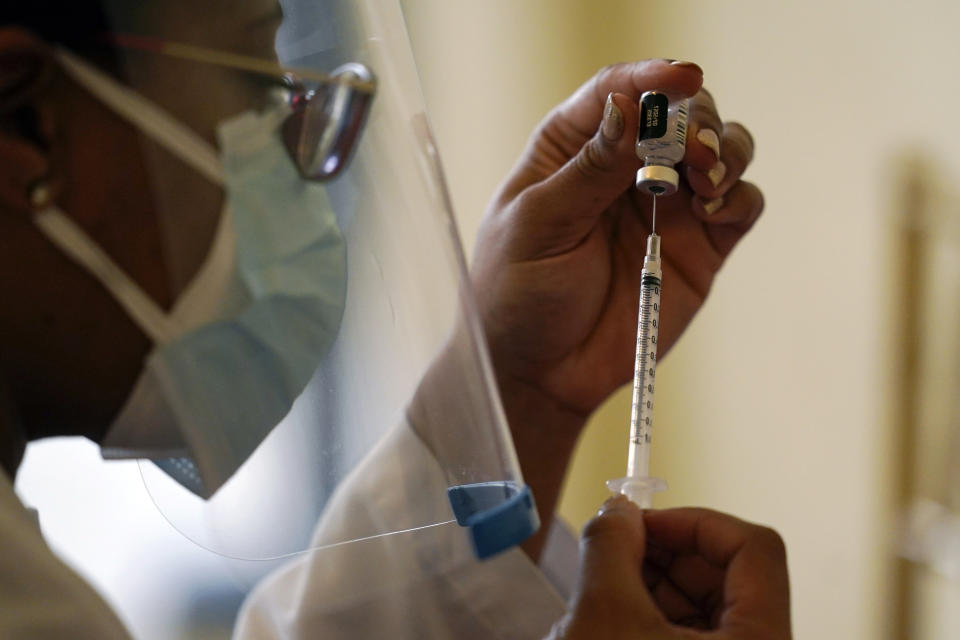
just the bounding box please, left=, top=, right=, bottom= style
left=606, top=90, right=687, bottom=507
left=606, top=194, right=667, bottom=507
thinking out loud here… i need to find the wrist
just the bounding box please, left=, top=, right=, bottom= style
left=495, top=370, right=585, bottom=458
left=494, top=369, right=586, bottom=560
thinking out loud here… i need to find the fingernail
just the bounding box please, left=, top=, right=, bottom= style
left=707, top=161, right=726, bottom=188
left=599, top=494, right=629, bottom=515
left=696, top=128, right=721, bottom=160
left=669, top=59, right=700, bottom=69
left=601, top=92, right=624, bottom=142
left=703, top=196, right=724, bottom=216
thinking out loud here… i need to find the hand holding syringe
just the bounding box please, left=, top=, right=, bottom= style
left=607, top=91, right=689, bottom=507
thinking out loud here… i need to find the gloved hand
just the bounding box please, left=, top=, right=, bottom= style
left=472, top=58, right=761, bottom=420
left=548, top=496, right=792, bottom=640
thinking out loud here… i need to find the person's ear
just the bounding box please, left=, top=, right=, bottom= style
left=0, top=28, right=60, bottom=217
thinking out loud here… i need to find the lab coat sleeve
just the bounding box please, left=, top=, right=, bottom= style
left=0, top=471, right=133, bottom=639
left=234, top=419, right=574, bottom=640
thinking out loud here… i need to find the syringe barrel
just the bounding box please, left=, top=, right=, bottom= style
left=627, top=256, right=661, bottom=479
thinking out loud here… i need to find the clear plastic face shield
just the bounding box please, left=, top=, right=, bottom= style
left=17, top=0, right=536, bottom=564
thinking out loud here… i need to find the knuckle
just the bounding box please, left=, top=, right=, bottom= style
left=598, top=62, right=623, bottom=78
left=593, top=63, right=623, bottom=94
left=754, top=186, right=766, bottom=218
left=690, top=92, right=718, bottom=122
left=692, top=112, right=723, bottom=135
left=753, top=525, right=787, bottom=560
left=724, top=121, right=756, bottom=159
left=726, top=121, right=755, bottom=146
left=573, top=138, right=609, bottom=179
left=739, top=182, right=765, bottom=221
left=689, top=106, right=723, bottom=137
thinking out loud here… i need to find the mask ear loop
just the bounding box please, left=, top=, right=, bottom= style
left=30, top=183, right=178, bottom=344
left=31, top=51, right=231, bottom=343
left=53, top=48, right=223, bottom=187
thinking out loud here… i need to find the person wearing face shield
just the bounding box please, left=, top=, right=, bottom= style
left=0, top=1, right=788, bottom=639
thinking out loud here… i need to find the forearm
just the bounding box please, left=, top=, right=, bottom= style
left=407, top=322, right=586, bottom=563
left=495, top=371, right=585, bottom=561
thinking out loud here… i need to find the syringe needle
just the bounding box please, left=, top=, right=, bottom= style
left=652, top=193, right=658, bottom=234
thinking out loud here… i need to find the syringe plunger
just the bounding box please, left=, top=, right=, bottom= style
left=606, top=476, right=667, bottom=509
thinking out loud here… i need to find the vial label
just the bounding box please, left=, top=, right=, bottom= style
left=636, top=92, right=690, bottom=170
left=673, top=101, right=689, bottom=147
left=639, top=92, right=669, bottom=141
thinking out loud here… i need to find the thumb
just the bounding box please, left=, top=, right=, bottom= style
left=560, top=496, right=668, bottom=638
left=509, top=92, right=641, bottom=257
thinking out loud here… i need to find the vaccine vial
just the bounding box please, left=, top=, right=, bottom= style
left=635, top=91, right=689, bottom=196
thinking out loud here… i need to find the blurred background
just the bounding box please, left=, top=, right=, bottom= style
left=405, top=0, right=960, bottom=639
left=13, top=0, right=960, bottom=638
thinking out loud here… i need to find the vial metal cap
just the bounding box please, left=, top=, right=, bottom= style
left=636, top=165, right=679, bottom=196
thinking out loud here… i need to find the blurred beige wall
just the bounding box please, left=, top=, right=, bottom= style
left=404, top=1, right=960, bottom=638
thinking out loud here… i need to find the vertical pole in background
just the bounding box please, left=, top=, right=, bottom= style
left=889, top=160, right=927, bottom=640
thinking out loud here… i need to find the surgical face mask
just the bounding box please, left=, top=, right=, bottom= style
left=35, top=49, right=348, bottom=498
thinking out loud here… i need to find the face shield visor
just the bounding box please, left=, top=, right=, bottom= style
left=24, top=0, right=537, bottom=564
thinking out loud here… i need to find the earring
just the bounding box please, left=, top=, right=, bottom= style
left=28, top=179, right=53, bottom=211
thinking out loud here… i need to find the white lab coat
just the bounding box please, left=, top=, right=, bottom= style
left=0, top=470, right=132, bottom=639
left=233, top=420, right=576, bottom=639
left=0, top=420, right=575, bottom=639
